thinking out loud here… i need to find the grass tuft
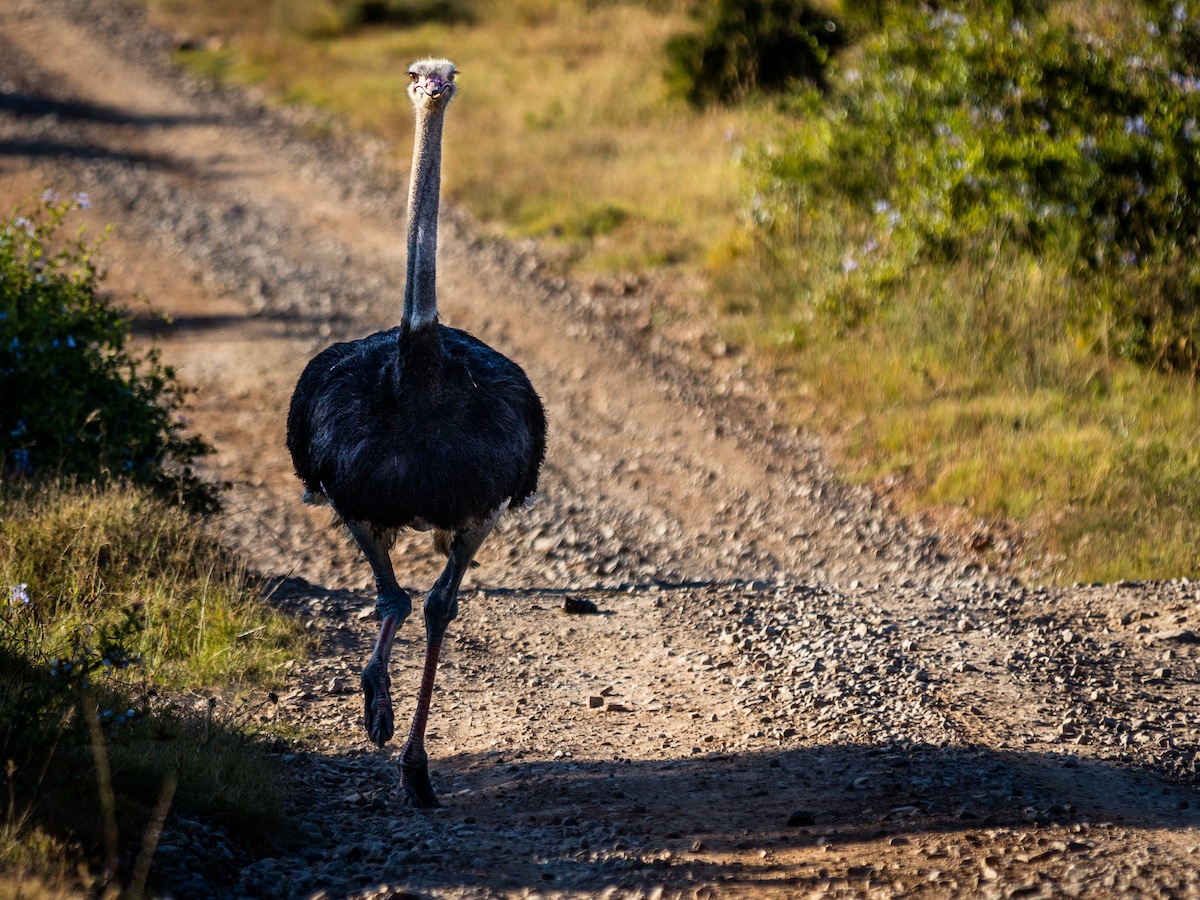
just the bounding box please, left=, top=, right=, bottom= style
left=0, top=482, right=308, bottom=893
left=0, top=483, right=298, bottom=686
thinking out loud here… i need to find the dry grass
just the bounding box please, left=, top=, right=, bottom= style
left=0, top=482, right=306, bottom=891
left=153, top=0, right=771, bottom=272
left=723, top=238, right=1200, bottom=584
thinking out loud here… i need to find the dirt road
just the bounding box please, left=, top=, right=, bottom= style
left=3, top=0, right=1200, bottom=896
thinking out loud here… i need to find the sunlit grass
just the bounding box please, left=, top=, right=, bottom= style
left=723, top=229, right=1200, bottom=584
left=0, top=482, right=308, bottom=892
left=153, top=0, right=765, bottom=272
left=711, top=0, right=1200, bottom=585
left=0, top=483, right=300, bottom=686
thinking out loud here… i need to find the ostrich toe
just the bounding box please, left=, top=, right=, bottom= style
left=398, top=747, right=439, bottom=808
left=361, top=659, right=394, bottom=746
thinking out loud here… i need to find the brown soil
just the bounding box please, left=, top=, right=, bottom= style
left=2, top=1, right=1200, bottom=897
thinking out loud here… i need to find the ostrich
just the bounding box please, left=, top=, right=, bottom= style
left=286, top=58, right=546, bottom=808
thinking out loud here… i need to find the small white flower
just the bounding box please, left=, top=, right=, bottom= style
left=1124, top=115, right=1150, bottom=137
left=9, top=584, right=29, bottom=606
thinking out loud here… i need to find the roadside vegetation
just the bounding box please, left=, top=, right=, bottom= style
left=0, top=197, right=307, bottom=895
left=148, top=0, right=1200, bottom=583
left=718, top=0, right=1200, bottom=581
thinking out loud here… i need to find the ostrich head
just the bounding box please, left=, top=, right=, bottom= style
left=407, top=58, right=457, bottom=111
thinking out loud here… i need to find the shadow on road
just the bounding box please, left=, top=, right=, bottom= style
left=0, top=90, right=233, bottom=171
left=291, top=704, right=1200, bottom=893
left=0, top=89, right=221, bottom=128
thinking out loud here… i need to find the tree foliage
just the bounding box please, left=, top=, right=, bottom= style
left=749, top=2, right=1200, bottom=370
left=665, top=0, right=849, bottom=106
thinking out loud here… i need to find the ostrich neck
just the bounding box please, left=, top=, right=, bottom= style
left=402, top=105, right=446, bottom=329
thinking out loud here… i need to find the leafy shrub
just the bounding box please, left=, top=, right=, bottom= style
left=349, top=0, right=473, bottom=26
left=841, top=0, right=1053, bottom=30
left=748, top=3, right=1200, bottom=370
left=665, top=0, right=848, bottom=106
left=0, top=194, right=218, bottom=512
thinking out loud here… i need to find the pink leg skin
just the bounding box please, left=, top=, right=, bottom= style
left=398, top=638, right=443, bottom=807
left=390, top=514, right=498, bottom=808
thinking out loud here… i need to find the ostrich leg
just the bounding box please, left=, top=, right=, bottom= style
left=347, top=520, right=412, bottom=747
left=399, top=516, right=497, bottom=808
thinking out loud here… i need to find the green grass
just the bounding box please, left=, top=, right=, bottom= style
left=722, top=233, right=1200, bottom=584
left=713, top=0, right=1200, bottom=585
left=0, top=483, right=298, bottom=685
left=0, top=482, right=308, bottom=894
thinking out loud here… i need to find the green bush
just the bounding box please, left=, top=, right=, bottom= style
left=665, top=0, right=848, bottom=106
left=748, top=2, right=1200, bottom=370
left=278, top=0, right=473, bottom=38
left=0, top=194, right=218, bottom=512
left=841, top=0, right=1053, bottom=30
left=349, top=0, right=473, bottom=26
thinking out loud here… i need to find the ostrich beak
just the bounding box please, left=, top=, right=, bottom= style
left=418, top=77, right=453, bottom=100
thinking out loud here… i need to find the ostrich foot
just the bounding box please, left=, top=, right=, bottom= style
left=361, top=659, right=394, bottom=746
left=398, top=746, right=439, bottom=808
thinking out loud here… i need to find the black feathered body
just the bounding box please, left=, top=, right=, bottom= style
left=287, top=322, right=545, bottom=534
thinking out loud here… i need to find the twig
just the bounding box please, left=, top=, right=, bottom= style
left=128, top=773, right=177, bottom=900
left=83, top=693, right=120, bottom=896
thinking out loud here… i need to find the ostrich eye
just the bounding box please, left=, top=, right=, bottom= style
left=407, top=72, right=418, bottom=82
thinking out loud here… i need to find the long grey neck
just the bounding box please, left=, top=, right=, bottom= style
left=402, top=105, right=446, bottom=330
